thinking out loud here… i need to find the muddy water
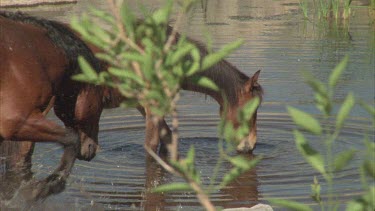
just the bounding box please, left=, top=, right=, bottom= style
left=1, top=0, right=374, bottom=210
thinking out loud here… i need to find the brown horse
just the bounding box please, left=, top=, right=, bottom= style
left=0, top=11, right=104, bottom=201
left=98, top=25, right=263, bottom=153
left=181, top=41, right=262, bottom=152
left=0, top=10, right=262, bottom=201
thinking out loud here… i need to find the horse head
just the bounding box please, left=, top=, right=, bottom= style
left=73, top=85, right=105, bottom=161
left=222, top=70, right=262, bottom=153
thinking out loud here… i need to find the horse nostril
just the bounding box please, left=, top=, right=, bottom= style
left=88, top=144, right=93, bottom=153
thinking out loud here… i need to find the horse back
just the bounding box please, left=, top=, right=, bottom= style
left=0, top=17, right=68, bottom=112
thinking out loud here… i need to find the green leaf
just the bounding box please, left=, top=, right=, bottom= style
left=235, top=125, right=249, bottom=141
left=221, top=156, right=260, bottom=187
left=152, top=0, right=173, bottom=25
left=311, top=176, right=321, bottom=203
left=346, top=186, right=375, bottom=211
left=95, top=53, right=115, bottom=65
left=186, top=47, right=201, bottom=76
left=108, top=67, right=144, bottom=86
left=346, top=200, right=365, bottom=211
left=228, top=156, right=250, bottom=169
left=238, top=97, right=260, bottom=121
left=78, top=56, right=98, bottom=80
left=364, top=160, right=375, bottom=179
left=268, top=198, right=313, bottom=211
left=152, top=182, right=192, bottom=193
left=185, top=145, right=195, bottom=167
left=70, top=16, right=89, bottom=38
left=294, top=130, right=326, bottom=176
left=143, top=51, right=154, bottom=80
left=304, top=73, right=328, bottom=97
left=365, top=186, right=375, bottom=207
left=287, top=106, right=322, bottom=135
left=329, top=55, right=349, bottom=88
left=71, top=74, right=89, bottom=82
left=201, top=39, right=244, bottom=70
left=146, top=90, right=164, bottom=101
left=89, top=7, right=115, bottom=25
left=121, top=52, right=144, bottom=63
left=97, top=72, right=111, bottom=84
left=120, top=1, right=135, bottom=39
left=336, top=92, right=355, bottom=130
left=221, top=167, right=242, bottom=187
left=170, top=43, right=194, bottom=65
left=223, top=122, right=235, bottom=142
left=334, top=150, right=356, bottom=171
left=360, top=101, right=375, bottom=119
left=190, top=76, right=219, bottom=91
left=150, top=106, right=166, bottom=117
left=314, top=92, right=331, bottom=116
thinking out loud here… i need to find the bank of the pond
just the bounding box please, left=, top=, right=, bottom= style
left=0, top=0, right=76, bottom=8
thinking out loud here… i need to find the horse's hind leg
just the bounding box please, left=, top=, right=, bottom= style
left=4, top=110, right=79, bottom=201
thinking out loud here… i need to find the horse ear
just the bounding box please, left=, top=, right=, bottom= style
left=245, top=70, right=261, bottom=91
left=251, top=70, right=261, bottom=84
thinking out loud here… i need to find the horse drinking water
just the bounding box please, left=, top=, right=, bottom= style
left=0, top=11, right=104, bottom=201
left=0, top=11, right=263, bottom=202
left=127, top=29, right=264, bottom=153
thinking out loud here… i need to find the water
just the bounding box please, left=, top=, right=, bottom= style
left=1, top=0, right=374, bottom=210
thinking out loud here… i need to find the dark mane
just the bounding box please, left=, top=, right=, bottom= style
left=182, top=38, right=263, bottom=105
left=0, top=11, right=101, bottom=75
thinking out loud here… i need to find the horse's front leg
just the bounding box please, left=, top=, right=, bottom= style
left=0, top=96, right=55, bottom=173
left=2, top=110, right=80, bottom=202
left=54, top=94, right=99, bottom=161
left=137, top=106, right=172, bottom=155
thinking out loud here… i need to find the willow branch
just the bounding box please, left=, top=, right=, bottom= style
left=163, top=7, right=184, bottom=53
left=145, top=146, right=177, bottom=174
left=107, top=0, right=144, bottom=54
left=169, top=93, right=180, bottom=161
left=144, top=145, right=216, bottom=211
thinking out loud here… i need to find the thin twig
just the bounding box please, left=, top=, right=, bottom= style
left=107, top=0, right=144, bottom=54
left=131, top=61, right=145, bottom=81
left=169, top=93, right=180, bottom=161
left=145, top=145, right=216, bottom=211
left=144, top=145, right=177, bottom=174
left=164, top=8, right=184, bottom=53
left=186, top=178, right=216, bottom=211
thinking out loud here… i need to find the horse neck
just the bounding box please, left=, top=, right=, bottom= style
left=182, top=43, right=249, bottom=106
left=102, top=87, right=125, bottom=108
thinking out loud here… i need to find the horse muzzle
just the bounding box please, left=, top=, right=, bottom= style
left=77, top=138, right=98, bottom=161
left=236, top=134, right=257, bottom=153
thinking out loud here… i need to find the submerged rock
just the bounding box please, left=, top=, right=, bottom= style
left=223, top=203, right=273, bottom=211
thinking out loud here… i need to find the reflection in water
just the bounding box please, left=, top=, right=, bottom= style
left=141, top=158, right=168, bottom=210
left=217, top=154, right=259, bottom=209
left=0, top=0, right=373, bottom=209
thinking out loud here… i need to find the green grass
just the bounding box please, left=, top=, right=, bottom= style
left=299, top=0, right=353, bottom=20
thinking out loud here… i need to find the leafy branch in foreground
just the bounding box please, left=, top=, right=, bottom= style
left=269, top=56, right=375, bottom=211
left=71, top=0, right=258, bottom=210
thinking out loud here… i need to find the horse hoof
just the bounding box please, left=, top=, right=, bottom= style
left=20, top=173, right=66, bottom=202
left=236, top=137, right=256, bottom=153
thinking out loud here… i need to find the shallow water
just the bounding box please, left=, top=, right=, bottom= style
left=1, top=0, right=374, bottom=210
